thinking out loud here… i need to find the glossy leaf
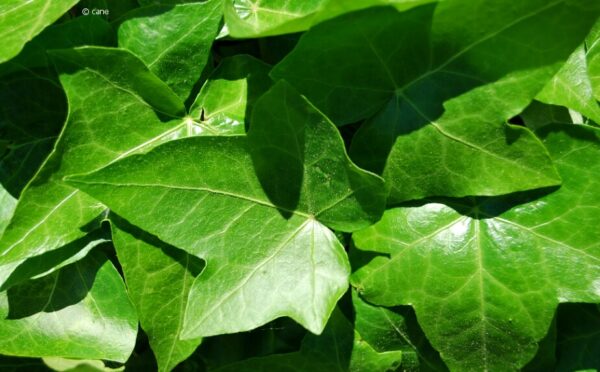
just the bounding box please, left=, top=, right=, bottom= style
left=212, top=308, right=402, bottom=372
left=588, top=21, right=600, bottom=102
left=66, top=81, right=385, bottom=338
left=352, top=124, right=600, bottom=370
left=273, top=1, right=599, bottom=201
left=0, top=185, right=16, bottom=237
left=0, top=47, right=185, bottom=289
left=110, top=216, right=203, bottom=372
left=537, top=45, right=600, bottom=124
left=0, top=251, right=138, bottom=362
left=189, top=55, right=273, bottom=134
left=224, top=0, right=435, bottom=38
left=117, top=0, right=222, bottom=102
left=0, top=0, right=79, bottom=63
left=0, top=15, right=114, bottom=77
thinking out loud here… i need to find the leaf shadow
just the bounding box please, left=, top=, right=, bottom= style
left=0, top=226, right=110, bottom=292
left=110, top=213, right=204, bottom=277
left=5, top=250, right=108, bottom=319
left=247, top=83, right=304, bottom=219
left=388, top=185, right=560, bottom=221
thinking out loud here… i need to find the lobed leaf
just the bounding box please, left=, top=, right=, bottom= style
left=273, top=1, right=600, bottom=201
left=65, top=81, right=386, bottom=338
left=0, top=47, right=186, bottom=288
left=352, top=124, right=600, bottom=370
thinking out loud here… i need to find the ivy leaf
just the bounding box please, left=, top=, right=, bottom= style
left=224, top=0, right=434, bottom=38
left=352, top=290, right=446, bottom=371
left=537, top=44, right=600, bottom=124
left=0, top=185, right=16, bottom=237
left=0, top=70, right=66, bottom=198
left=273, top=1, right=599, bottom=200
left=0, top=47, right=185, bottom=288
left=0, top=15, right=113, bottom=198
left=65, top=81, right=386, bottom=338
left=110, top=216, right=203, bottom=372
left=588, top=21, right=600, bottom=102
left=0, top=250, right=138, bottom=362
left=555, top=304, right=600, bottom=371
left=0, top=15, right=114, bottom=77
left=117, top=0, right=222, bottom=103
left=0, top=0, right=79, bottom=64
left=352, top=124, right=600, bottom=370
left=212, top=308, right=402, bottom=372
left=188, top=55, right=273, bottom=134
left=520, top=101, right=573, bottom=131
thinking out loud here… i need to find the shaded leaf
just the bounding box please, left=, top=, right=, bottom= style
left=110, top=216, right=203, bottom=372
left=0, top=47, right=185, bottom=288
left=556, top=304, right=600, bottom=372
left=520, top=101, right=573, bottom=131
left=352, top=290, right=446, bottom=371
left=0, top=15, right=114, bottom=77
left=273, top=1, right=599, bottom=201
left=0, top=356, right=48, bottom=372
left=0, top=251, right=138, bottom=362
left=0, top=70, right=66, bottom=198
left=212, top=308, right=402, bottom=372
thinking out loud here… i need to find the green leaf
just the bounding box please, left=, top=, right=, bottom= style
left=0, top=70, right=66, bottom=198
left=224, top=0, right=435, bottom=38
left=65, top=81, right=385, bottom=338
left=0, top=15, right=114, bottom=77
left=352, top=290, right=446, bottom=371
left=0, top=47, right=186, bottom=288
left=0, top=0, right=79, bottom=64
left=212, top=308, right=402, bottom=372
left=381, top=71, right=563, bottom=203
left=273, top=1, right=599, bottom=200
left=555, top=304, right=600, bottom=371
left=0, top=250, right=138, bottom=362
left=520, top=101, right=573, bottom=131
left=110, top=216, right=203, bottom=372
left=0, top=185, right=16, bottom=237
left=537, top=44, right=600, bottom=124
left=352, top=124, right=600, bottom=370
left=189, top=55, right=273, bottom=134
left=588, top=21, right=600, bottom=102
left=117, top=0, right=222, bottom=102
